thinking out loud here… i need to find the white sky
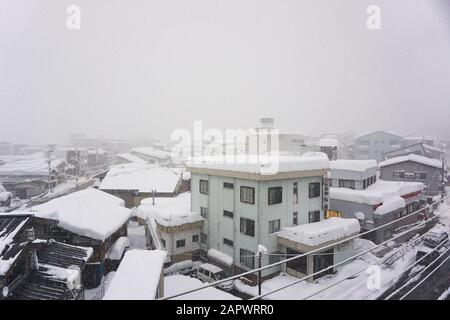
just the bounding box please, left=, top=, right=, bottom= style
left=1, top=0, right=449, bottom=144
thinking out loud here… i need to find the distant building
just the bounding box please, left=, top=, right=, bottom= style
left=379, top=154, right=446, bottom=198
left=383, top=142, right=445, bottom=162
left=401, top=135, right=435, bottom=148
left=130, top=147, right=173, bottom=165
left=99, top=164, right=183, bottom=208
left=329, top=160, right=424, bottom=244
left=0, top=141, right=12, bottom=156
left=352, top=130, right=403, bottom=162
left=319, top=138, right=338, bottom=161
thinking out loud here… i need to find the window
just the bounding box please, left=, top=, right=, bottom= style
left=309, top=211, right=320, bottom=223
left=405, top=172, right=415, bottom=179
left=240, top=186, right=255, bottom=204
left=269, top=252, right=282, bottom=265
left=161, top=239, right=166, bottom=248
left=192, top=234, right=199, bottom=243
left=199, top=180, right=208, bottom=194
left=176, top=239, right=186, bottom=248
left=240, top=218, right=255, bottom=237
left=309, top=182, right=321, bottom=198
left=268, top=187, right=282, bottom=205
left=393, top=171, right=405, bottom=179
left=415, top=172, right=427, bottom=180
left=268, top=219, right=281, bottom=234
left=339, top=179, right=355, bottom=189
left=286, top=248, right=307, bottom=274
left=200, top=207, right=208, bottom=219
left=223, top=182, right=234, bottom=189
left=293, top=183, right=298, bottom=204
left=223, top=210, right=234, bottom=218
left=363, top=179, right=367, bottom=189
left=240, top=248, right=255, bottom=269
left=223, top=238, right=234, bottom=246
left=200, top=233, right=208, bottom=245
left=293, top=212, right=298, bottom=225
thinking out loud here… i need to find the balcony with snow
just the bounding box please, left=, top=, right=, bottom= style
left=276, top=218, right=360, bottom=283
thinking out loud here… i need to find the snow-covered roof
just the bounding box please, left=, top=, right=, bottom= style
left=188, top=155, right=329, bottom=175
left=302, top=152, right=329, bottom=159
left=277, top=218, right=360, bottom=247
left=99, top=164, right=181, bottom=193
left=330, top=159, right=377, bottom=172
left=207, top=249, right=233, bottom=266
left=319, top=138, right=338, bottom=148
left=0, top=215, right=31, bottom=275
left=0, top=158, right=66, bottom=176
left=330, top=180, right=424, bottom=207
left=25, top=189, right=131, bottom=241
left=379, top=154, right=443, bottom=169
left=137, top=192, right=202, bottom=227
left=131, top=147, right=171, bottom=160
left=164, top=275, right=240, bottom=300
left=115, top=153, right=147, bottom=164
left=103, top=249, right=167, bottom=300
left=105, top=237, right=130, bottom=260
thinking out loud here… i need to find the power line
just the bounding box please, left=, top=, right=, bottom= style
left=250, top=206, right=450, bottom=300
left=398, top=253, right=450, bottom=300
left=302, top=228, right=435, bottom=300
left=159, top=195, right=449, bottom=300
left=384, top=245, right=450, bottom=300
left=360, top=234, right=449, bottom=300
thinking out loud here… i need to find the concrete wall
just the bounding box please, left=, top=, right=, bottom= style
left=191, top=173, right=323, bottom=278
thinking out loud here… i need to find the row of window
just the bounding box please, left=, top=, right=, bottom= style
left=161, top=234, right=200, bottom=249
left=393, top=171, right=427, bottom=180
left=338, top=176, right=376, bottom=190
left=199, top=180, right=321, bottom=204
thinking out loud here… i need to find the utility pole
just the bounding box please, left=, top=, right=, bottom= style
left=47, top=144, right=56, bottom=193
left=258, top=252, right=262, bottom=296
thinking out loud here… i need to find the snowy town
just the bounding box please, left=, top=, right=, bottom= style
left=1, top=0, right=450, bottom=305
left=1, top=119, right=450, bottom=301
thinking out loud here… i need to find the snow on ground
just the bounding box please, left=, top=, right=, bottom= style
left=234, top=238, right=423, bottom=300
left=127, top=221, right=147, bottom=249
left=164, top=275, right=240, bottom=300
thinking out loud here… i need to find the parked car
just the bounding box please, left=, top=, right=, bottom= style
left=196, top=263, right=235, bottom=291
left=423, top=226, right=449, bottom=248
left=416, top=247, right=440, bottom=266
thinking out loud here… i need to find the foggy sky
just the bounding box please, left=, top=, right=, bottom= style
left=1, top=0, right=450, bottom=145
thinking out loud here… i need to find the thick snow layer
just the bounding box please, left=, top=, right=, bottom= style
left=137, top=192, right=202, bottom=227
left=27, top=189, right=131, bottom=241
left=0, top=157, right=65, bottom=176
left=188, top=155, right=329, bottom=174
left=374, top=196, right=405, bottom=215
left=319, top=138, right=338, bottom=147
left=103, top=249, right=167, bottom=300
left=277, top=218, right=360, bottom=247
left=0, top=218, right=28, bottom=275
left=99, top=164, right=181, bottom=193
left=330, top=159, right=377, bottom=172
left=131, top=147, right=171, bottom=160
left=39, top=263, right=80, bottom=289
left=105, top=237, right=130, bottom=260
left=379, top=154, right=443, bottom=169
left=330, top=180, right=424, bottom=206
left=302, top=152, right=329, bottom=159
left=115, top=153, right=147, bottom=164
left=164, top=275, right=240, bottom=300
left=208, top=248, right=233, bottom=266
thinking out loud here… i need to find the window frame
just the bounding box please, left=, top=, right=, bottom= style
left=240, top=217, right=255, bottom=237
left=309, top=182, right=321, bottom=198
left=240, top=186, right=255, bottom=204
left=199, top=179, right=209, bottom=194
left=268, top=187, right=283, bottom=205
left=176, top=239, right=186, bottom=248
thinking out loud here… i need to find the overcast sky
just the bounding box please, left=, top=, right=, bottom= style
left=1, top=0, right=449, bottom=145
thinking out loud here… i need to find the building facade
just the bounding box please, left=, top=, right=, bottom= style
left=352, top=131, right=403, bottom=162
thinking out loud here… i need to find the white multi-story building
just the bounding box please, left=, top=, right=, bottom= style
left=188, top=155, right=330, bottom=282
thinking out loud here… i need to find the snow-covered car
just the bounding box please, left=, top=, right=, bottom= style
left=423, top=226, right=449, bottom=248
left=196, top=263, right=235, bottom=291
